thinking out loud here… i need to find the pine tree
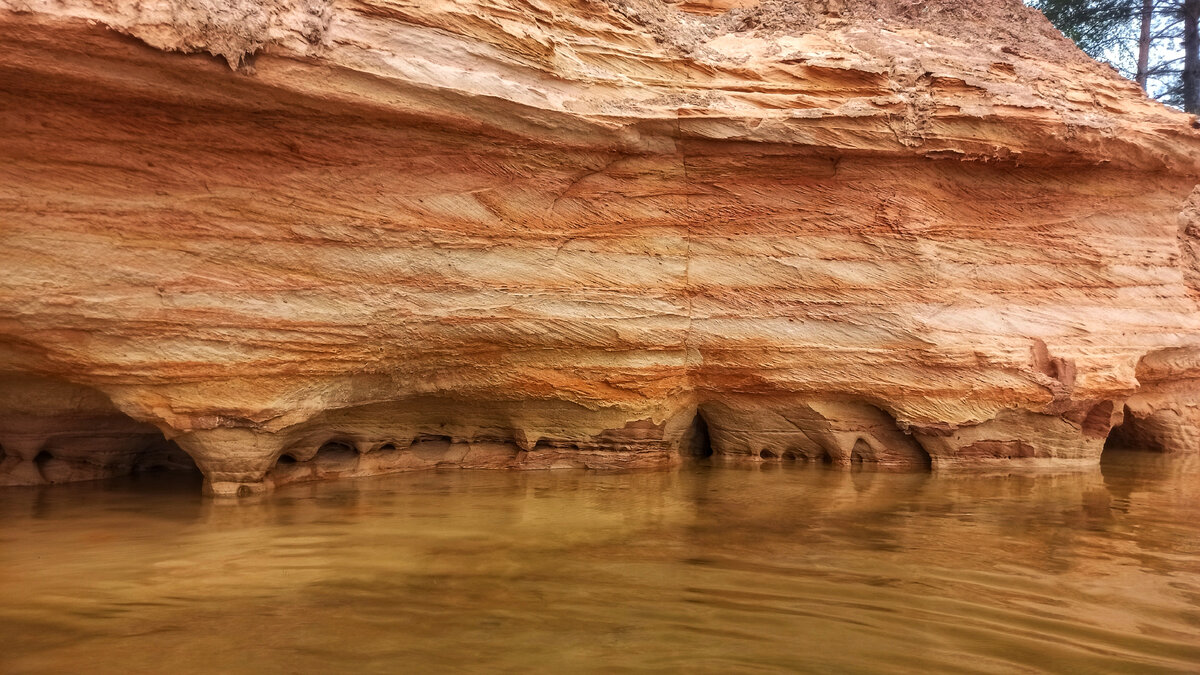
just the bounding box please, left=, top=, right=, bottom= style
left=1031, top=0, right=1200, bottom=113
left=1184, top=0, right=1200, bottom=112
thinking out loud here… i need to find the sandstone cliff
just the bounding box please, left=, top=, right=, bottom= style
left=2, top=0, right=1199, bottom=495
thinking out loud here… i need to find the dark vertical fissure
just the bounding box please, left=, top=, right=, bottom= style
left=684, top=412, right=713, bottom=459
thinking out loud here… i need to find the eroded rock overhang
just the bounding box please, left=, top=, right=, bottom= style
left=2, top=0, right=1199, bottom=495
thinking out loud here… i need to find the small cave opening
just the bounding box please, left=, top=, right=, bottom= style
left=411, top=434, right=454, bottom=461
left=852, top=438, right=872, bottom=463
left=759, top=449, right=778, bottom=460
left=1100, top=404, right=1161, bottom=479
left=531, top=438, right=560, bottom=451
left=131, top=440, right=200, bottom=475
left=0, top=378, right=203, bottom=487
left=1102, top=404, right=1163, bottom=455
left=33, top=450, right=53, bottom=478
left=914, top=447, right=934, bottom=470
left=273, top=438, right=360, bottom=472
left=378, top=442, right=398, bottom=452
left=1103, top=406, right=1130, bottom=454
left=781, top=450, right=799, bottom=462
left=820, top=451, right=834, bottom=465
left=315, top=440, right=358, bottom=463
left=682, top=412, right=713, bottom=459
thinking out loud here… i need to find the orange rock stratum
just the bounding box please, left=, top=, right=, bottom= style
left=2, top=0, right=1199, bottom=495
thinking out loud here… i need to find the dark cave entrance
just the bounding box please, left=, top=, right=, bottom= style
left=1102, top=403, right=1164, bottom=455
left=0, top=376, right=202, bottom=487
left=132, top=439, right=200, bottom=475
left=273, top=438, right=360, bottom=471
left=29, top=435, right=200, bottom=485
left=683, top=412, right=713, bottom=459
left=33, top=450, right=52, bottom=476
left=315, top=440, right=358, bottom=463
left=1104, top=404, right=1132, bottom=454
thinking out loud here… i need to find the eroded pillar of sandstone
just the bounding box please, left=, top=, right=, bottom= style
left=175, top=428, right=287, bottom=496
left=696, top=398, right=932, bottom=468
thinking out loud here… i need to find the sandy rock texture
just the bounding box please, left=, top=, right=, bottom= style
left=1, top=0, right=1199, bottom=494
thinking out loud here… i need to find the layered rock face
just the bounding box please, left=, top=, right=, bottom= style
left=2, top=0, right=1199, bottom=495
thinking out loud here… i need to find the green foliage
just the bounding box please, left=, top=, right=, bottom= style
left=1032, top=0, right=1137, bottom=59
left=1031, top=0, right=1200, bottom=112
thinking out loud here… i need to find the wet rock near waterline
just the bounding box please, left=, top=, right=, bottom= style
left=1, top=0, right=1199, bottom=494
left=0, top=376, right=198, bottom=486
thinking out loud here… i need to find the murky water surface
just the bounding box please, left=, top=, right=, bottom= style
left=2, top=451, right=1199, bottom=673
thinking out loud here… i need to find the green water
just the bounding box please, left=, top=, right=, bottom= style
left=2, top=450, right=1198, bottom=673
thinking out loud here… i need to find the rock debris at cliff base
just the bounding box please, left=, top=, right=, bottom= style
left=1, top=0, right=1199, bottom=495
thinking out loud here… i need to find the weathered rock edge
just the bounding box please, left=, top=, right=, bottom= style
left=1, top=0, right=1199, bottom=495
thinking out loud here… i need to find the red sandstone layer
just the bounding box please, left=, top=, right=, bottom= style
left=1, top=0, right=1198, bottom=494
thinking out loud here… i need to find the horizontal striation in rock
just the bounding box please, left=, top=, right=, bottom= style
left=1, top=0, right=1199, bottom=494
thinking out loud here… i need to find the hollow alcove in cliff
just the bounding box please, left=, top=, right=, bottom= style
left=1103, top=405, right=1166, bottom=455
left=411, top=435, right=453, bottom=461
left=129, top=440, right=200, bottom=476
left=274, top=439, right=359, bottom=471
left=0, top=375, right=202, bottom=486
left=848, top=435, right=933, bottom=470
left=315, top=440, right=357, bottom=463
left=20, top=438, right=201, bottom=485
left=682, top=413, right=713, bottom=459
left=1104, top=405, right=1133, bottom=454
left=905, top=443, right=934, bottom=471
left=33, top=450, right=52, bottom=476
left=850, top=439, right=870, bottom=465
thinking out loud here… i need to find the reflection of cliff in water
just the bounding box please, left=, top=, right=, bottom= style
left=3, top=460, right=1199, bottom=673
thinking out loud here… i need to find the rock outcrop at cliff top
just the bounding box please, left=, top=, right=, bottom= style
left=2, top=0, right=1199, bottom=495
